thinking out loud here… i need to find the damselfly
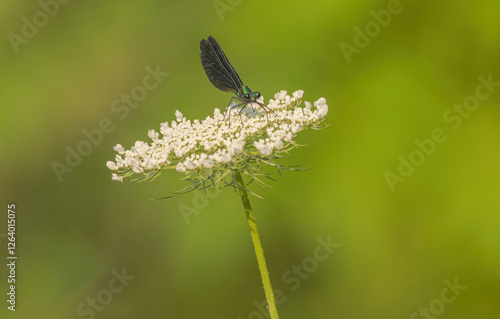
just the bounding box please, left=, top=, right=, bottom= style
left=200, top=36, right=273, bottom=124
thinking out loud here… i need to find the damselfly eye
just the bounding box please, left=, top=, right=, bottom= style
left=255, top=92, right=260, bottom=99
left=245, top=94, right=250, bottom=99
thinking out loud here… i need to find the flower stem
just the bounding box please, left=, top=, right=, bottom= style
left=234, top=169, right=279, bottom=319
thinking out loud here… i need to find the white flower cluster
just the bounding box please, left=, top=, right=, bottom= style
left=107, top=90, right=328, bottom=182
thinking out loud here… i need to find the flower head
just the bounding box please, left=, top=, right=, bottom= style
left=106, top=90, right=328, bottom=197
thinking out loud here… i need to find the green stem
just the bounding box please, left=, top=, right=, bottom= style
left=234, top=169, right=279, bottom=319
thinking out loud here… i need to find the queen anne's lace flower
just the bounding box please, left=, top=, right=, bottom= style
left=107, top=90, right=328, bottom=195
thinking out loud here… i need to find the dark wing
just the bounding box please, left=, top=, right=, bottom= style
left=200, top=36, right=244, bottom=93
left=207, top=36, right=244, bottom=89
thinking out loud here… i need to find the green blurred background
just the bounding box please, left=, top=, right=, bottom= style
left=1, top=0, right=499, bottom=318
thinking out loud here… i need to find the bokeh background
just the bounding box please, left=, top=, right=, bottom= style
left=1, top=1, right=499, bottom=318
